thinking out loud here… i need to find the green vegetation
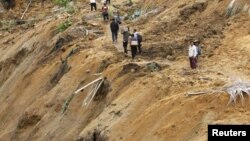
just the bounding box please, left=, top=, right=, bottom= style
left=62, top=93, right=75, bottom=114
left=57, top=19, right=72, bottom=33
left=53, top=0, right=70, bottom=7
left=0, top=19, right=16, bottom=31
left=129, top=0, right=133, bottom=5
left=53, top=0, right=77, bottom=14
left=65, top=4, right=76, bottom=14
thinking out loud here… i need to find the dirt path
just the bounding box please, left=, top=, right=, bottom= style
left=106, top=24, right=124, bottom=53
left=97, top=2, right=133, bottom=57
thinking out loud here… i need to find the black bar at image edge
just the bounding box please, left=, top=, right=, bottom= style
left=208, top=125, right=250, bottom=141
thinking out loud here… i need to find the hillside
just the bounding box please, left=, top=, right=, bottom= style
left=0, top=0, right=250, bottom=140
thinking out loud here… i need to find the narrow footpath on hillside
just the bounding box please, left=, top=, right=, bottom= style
left=85, top=2, right=175, bottom=67
left=104, top=4, right=132, bottom=56
left=106, top=23, right=125, bottom=53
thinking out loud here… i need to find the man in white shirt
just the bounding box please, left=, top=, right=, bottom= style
left=188, top=41, right=198, bottom=69
left=90, top=0, right=97, bottom=11
left=133, top=29, right=138, bottom=40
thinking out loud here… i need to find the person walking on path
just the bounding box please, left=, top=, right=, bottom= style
left=122, top=27, right=130, bottom=55
left=102, top=3, right=109, bottom=21
left=133, top=29, right=142, bottom=54
left=90, top=0, right=97, bottom=11
left=114, top=11, right=122, bottom=24
left=133, top=29, right=139, bottom=40
left=188, top=41, right=198, bottom=69
left=110, top=18, right=119, bottom=43
left=137, top=33, right=142, bottom=54
left=130, top=34, right=138, bottom=60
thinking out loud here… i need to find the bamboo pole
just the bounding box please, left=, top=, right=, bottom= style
left=88, top=79, right=105, bottom=105
left=82, top=81, right=99, bottom=106
left=21, top=0, right=32, bottom=20
left=83, top=78, right=105, bottom=107
left=82, top=82, right=99, bottom=107
left=74, top=77, right=103, bottom=94
left=186, top=91, right=208, bottom=96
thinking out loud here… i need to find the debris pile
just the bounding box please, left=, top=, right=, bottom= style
left=187, top=80, right=250, bottom=105
left=225, top=81, right=250, bottom=105
left=226, top=0, right=250, bottom=17
left=62, top=76, right=109, bottom=114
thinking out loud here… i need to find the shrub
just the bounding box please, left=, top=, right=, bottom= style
left=65, top=3, right=76, bottom=14
left=0, top=19, right=16, bottom=31
left=57, top=19, right=72, bottom=33
left=54, top=0, right=70, bottom=7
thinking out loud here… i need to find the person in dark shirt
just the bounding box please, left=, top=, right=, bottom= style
left=110, top=18, right=119, bottom=43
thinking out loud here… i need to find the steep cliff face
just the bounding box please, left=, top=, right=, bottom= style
left=0, top=0, right=249, bottom=140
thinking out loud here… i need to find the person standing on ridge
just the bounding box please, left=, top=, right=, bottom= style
left=193, top=40, right=201, bottom=61
left=110, top=18, right=119, bottom=43
left=102, top=3, right=109, bottom=21
left=90, top=0, right=97, bottom=11
left=188, top=41, right=198, bottom=69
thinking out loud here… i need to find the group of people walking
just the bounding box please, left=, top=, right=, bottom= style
left=90, top=0, right=142, bottom=60
left=90, top=0, right=202, bottom=68
left=110, top=17, right=143, bottom=60
left=90, top=0, right=111, bottom=11
left=122, top=28, right=142, bottom=59
left=90, top=0, right=121, bottom=23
